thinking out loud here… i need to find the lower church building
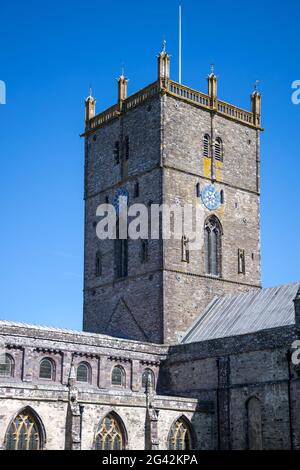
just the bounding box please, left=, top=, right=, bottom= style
left=1, top=48, right=299, bottom=450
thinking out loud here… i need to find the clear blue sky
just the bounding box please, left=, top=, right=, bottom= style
left=0, top=0, right=299, bottom=329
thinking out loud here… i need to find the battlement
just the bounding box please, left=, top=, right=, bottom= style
left=82, top=49, right=262, bottom=136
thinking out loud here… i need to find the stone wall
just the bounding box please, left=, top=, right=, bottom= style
left=163, top=325, right=300, bottom=450
left=162, top=94, right=261, bottom=343
left=83, top=84, right=261, bottom=344
left=0, top=322, right=214, bottom=450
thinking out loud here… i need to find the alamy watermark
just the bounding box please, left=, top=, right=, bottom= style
left=0, top=80, right=6, bottom=104
left=291, top=340, right=300, bottom=365
left=291, top=80, right=300, bottom=105
left=95, top=197, right=206, bottom=251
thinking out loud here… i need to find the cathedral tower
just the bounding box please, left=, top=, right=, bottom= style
left=82, top=47, right=262, bottom=344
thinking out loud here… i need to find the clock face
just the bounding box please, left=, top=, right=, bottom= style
left=113, top=188, right=129, bottom=214
left=201, top=184, right=221, bottom=211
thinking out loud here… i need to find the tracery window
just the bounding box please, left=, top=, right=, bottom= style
left=204, top=216, right=222, bottom=277
left=5, top=408, right=43, bottom=450
left=167, top=417, right=193, bottom=450
left=95, top=413, right=125, bottom=450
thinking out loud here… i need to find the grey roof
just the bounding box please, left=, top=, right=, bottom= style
left=181, top=282, right=300, bottom=344
left=0, top=319, right=146, bottom=346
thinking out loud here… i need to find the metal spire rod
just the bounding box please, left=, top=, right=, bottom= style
left=179, top=4, right=182, bottom=84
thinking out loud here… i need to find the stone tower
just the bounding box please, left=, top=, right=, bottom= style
left=82, top=47, right=262, bottom=344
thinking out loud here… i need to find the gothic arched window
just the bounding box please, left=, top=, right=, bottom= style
left=111, top=365, right=125, bottom=387
left=95, top=413, right=125, bottom=450
left=0, top=354, right=14, bottom=378
left=204, top=216, right=222, bottom=277
left=215, top=137, right=223, bottom=161
left=5, top=408, right=44, bottom=450
left=39, top=358, right=54, bottom=380
left=247, top=397, right=263, bottom=450
left=142, top=368, right=155, bottom=390
left=203, top=134, right=210, bottom=157
left=167, top=417, right=193, bottom=450
left=77, top=362, right=90, bottom=383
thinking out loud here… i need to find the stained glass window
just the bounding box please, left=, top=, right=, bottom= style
left=95, top=414, right=124, bottom=450
left=5, top=409, right=42, bottom=450
left=168, top=417, right=192, bottom=450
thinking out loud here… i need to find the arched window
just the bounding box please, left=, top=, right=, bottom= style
left=168, top=417, right=193, bottom=450
left=95, top=413, right=126, bottom=450
left=95, top=251, right=102, bottom=277
left=215, top=137, right=223, bottom=161
left=77, top=362, right=90, bottom=383
left=142, top=368, right=155, bottom=390
left=111, top=366, right=125, bottom=387
left=5, top=408, right=45, bottom=450
left=247, top=397, right=263, bottom=450
left=203, top=134, right=210, bottom=157
left=39, top=358, right=54, bottom=380
left=0, top=354, right=14, bottom=378
left=204, top=216, right=222, bottom=277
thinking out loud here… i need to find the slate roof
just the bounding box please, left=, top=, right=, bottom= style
left=181, top=282, right=300, bottom=344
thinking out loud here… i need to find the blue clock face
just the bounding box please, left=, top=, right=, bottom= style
left=113, top=188, right=129, bottom=214
left=201, top=184, right=221, bottom=210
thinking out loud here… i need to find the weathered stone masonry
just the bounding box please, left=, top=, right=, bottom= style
left=0, top=47, right=299, bottom=450
left=82, top=48, right=261, bottom=344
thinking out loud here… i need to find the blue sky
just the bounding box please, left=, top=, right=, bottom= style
left=0, top=0, right=299, bottom=329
